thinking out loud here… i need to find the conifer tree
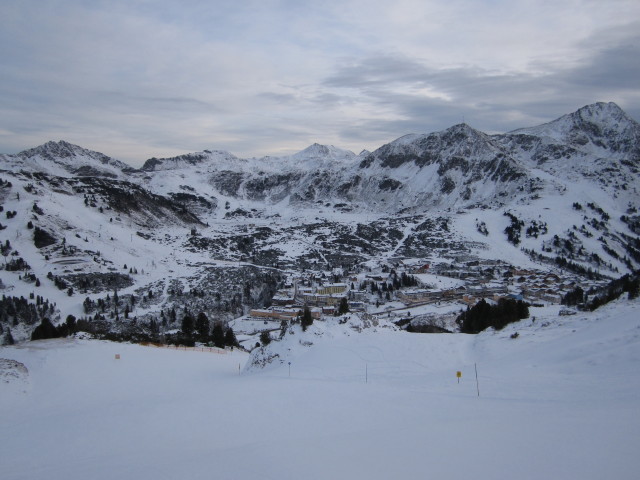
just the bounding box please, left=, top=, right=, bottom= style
left=628, top=278, right=640, bottom=300
left=338, top=297, right=349, bottom=315
left=66, top=315, right=77, bottom=335
left=224, top=326, right=238, bottom=347
left=211, top=322, right=225, bottom=348
left=31, top=318, right=60, bottom=340
left=301, top=306, right=313, bottom=331
left=181, top=313, right=195, bottom=337
left=195, top=312, right=210, bottom=342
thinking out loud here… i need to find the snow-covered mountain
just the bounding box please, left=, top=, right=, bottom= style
left=0, top=102, right=639, bottom=344
left=0, top=140, right=132, bottom=178
left=133, top=125, right=531, bottom=213
left=496, top=102, right=640, bottom=208
left=3, top=103, right=637, bottom=215
left=136, top=144, right=361, bottom=212
left=125, top=102, right=639, bottom=214
left=506, top=102, right=639, bottom=151
left=354, top=123, right=530, bottom=211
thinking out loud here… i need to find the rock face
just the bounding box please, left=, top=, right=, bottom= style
left=140, top=150, right=242, bottom=172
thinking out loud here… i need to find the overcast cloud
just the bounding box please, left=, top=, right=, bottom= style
left=1, top=0, right=639, bottom=166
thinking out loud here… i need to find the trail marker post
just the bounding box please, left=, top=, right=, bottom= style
left=456, top=371, right=462, bottom=384
left=288, top=362, right=291, bottom=378
left=475, top=363, right=480, bottom=397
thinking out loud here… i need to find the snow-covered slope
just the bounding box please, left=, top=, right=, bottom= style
left=1, top=299, right=639, bottom=479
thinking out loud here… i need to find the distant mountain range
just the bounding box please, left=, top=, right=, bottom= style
left=3, top=102, right=638, bottom=215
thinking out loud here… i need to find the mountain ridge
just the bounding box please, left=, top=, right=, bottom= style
left=3, top=101, right=637, bottom=177
left=3, top=102, right=638, bottom=214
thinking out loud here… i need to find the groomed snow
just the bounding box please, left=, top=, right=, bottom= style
left=2, top=300, right=639, bottom=479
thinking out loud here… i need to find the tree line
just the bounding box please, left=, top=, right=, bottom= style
left=457, top=297, right=529, bottom=334
left=562, top=272, right=640, bottom=310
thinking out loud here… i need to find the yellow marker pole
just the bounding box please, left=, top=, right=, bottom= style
left=456, top=371, right=461, bottom=384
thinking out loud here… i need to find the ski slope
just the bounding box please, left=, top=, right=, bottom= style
left=1, top=300, right=639, bottom=479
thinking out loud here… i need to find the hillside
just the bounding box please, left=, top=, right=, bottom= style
left=1, top=299, right=639, bottom=479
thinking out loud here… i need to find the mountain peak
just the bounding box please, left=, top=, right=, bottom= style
left=21, top=140, right=86, bottom=158
left=11, top=140, right=131, bottom=177
left=567, top=101, right=636, bottom=128
left=291, top=143, right=355, bottom=161
left=441, top=122, right=487, bottom=140
left=574, top=101, right=625, bottom=117
left=507, top=101, right=639, bottom=147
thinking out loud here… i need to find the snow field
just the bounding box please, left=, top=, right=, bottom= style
left=2, top=300, right=639, bottom=479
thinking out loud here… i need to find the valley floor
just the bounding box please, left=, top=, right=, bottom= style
left=1, top=300, right=639, bottom=480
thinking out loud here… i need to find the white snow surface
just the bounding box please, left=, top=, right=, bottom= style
left=2, top=300, right=639, bottom=480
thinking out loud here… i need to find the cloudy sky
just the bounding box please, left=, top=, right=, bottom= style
left=1, top=0, right=639, bottom=166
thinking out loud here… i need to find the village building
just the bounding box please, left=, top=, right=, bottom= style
left=271, top=290, right=296, bottom=306
left=249, top=306, right=321, bottom=321
left=317, top=283, right=348, bottom=295
left=300, top=293, right=342, bottom=307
